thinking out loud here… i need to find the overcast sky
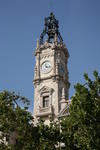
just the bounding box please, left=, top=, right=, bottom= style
left=0, top=0, right=100, bottom=112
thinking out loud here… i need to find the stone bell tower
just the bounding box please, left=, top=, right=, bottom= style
left=33, top=13, right=70, bottom=124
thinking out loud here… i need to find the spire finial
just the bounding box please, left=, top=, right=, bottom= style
left=36, top=38, right=40, bottom=49
left=40, top=12, right=63, bottom=45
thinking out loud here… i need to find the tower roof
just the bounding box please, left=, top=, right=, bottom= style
left=40, top=12, right=63, bottom=45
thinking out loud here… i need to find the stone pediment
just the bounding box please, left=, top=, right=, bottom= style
left=58, top=100, right=71, bottom=118
left=39, top=86, right=54, bottom=95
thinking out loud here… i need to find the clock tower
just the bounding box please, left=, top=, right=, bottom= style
left=33, top=13, right=70, bottom=124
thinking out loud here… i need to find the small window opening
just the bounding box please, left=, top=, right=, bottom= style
left=43, top=96, right=49, bottom=108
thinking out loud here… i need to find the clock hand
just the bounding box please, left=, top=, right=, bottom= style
left=45, top=64, right=50, bottom=68
left=45, top=64, right=48, bottom=68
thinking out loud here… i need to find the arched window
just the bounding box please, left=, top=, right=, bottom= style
left=43, top=96, right=49, bottom=108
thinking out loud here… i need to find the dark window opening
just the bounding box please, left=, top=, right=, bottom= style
left=43, top=96, right=49, bottom=108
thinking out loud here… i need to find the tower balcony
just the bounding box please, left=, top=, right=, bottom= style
left=36, top=104, right=53, bottom=117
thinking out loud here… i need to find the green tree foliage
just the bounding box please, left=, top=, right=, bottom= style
left=0, top=91, right=35, bottom=149
left=36, top=120, right=61, bottom=150
left=0, top=91, right=61, bottom=150
left=61, top=71, right=100, bottom=150
left=1, top=71, right=100, bottom=150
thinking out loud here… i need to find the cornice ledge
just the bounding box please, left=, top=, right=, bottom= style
left=39, top=42, right=54, bottom=50
left=38, top=42, right=68, bottom=51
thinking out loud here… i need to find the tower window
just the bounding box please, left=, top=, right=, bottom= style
left=43, top=96, right=49, bottom=108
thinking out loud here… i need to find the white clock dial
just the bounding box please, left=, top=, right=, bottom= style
left=41, top=61, right=52, bottom=73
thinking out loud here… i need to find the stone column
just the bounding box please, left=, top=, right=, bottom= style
left=56, top=62, right=59, bottom=75
left=34, top=66, right=37, bottom=80
left=60, top=88, right=67, bottom=110
left=36, top=53, right=40, bottom=79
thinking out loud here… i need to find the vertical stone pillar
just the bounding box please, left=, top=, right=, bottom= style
left=60, top=88, right=67, bottom=110
left=34, top=66, right=37, bottom=80
left=54, top=33, right=58, bottom=45
left=56, top=62, right=59, bottom=75
left=36, top=53, right=40, bottom=79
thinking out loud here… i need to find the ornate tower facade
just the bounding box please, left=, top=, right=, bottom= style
left=33, top=13, right=70, bottom=124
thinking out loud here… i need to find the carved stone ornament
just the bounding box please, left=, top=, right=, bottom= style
left=39, top=86, right=54, bottom=96
left=58, top=100, right=71, bottom=118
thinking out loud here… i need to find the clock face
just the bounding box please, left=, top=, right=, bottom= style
left=41, top=61, right=52, bottom=73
